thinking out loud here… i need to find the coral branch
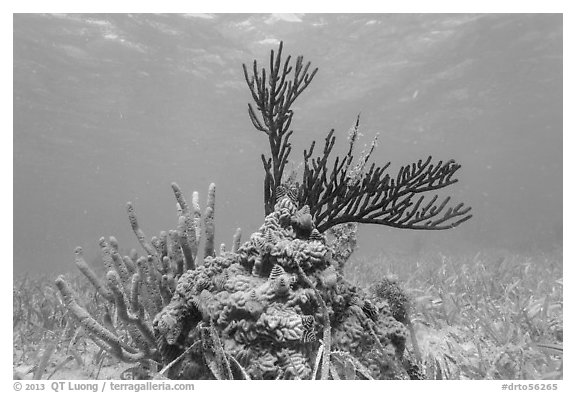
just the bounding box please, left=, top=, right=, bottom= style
left=167, top=230, right=184, bottom=276
left=191, top=191, right=202, bottom=243
left=300, top=119, right=472, bottom=232
left=172, top=182, right=198, bottom=270
left=244, top=44, right=471, bottom=232
left=126, top=202, right=157, bottom=257
left=243, top=41, right=318, bottom=214
left=231, top=228, right=242, bottom=253
left=56, top=276, right=141, bottom=358
left=204, top=183, right=216, bottom=258
left=107, top=271, right=156, bottom=348
left=73, top=247, right=113, bottom=302
left=177, top=216, right=194, bottom=270
left=184, top=214, right=198, bottom=269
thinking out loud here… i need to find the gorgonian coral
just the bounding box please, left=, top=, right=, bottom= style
left=244, top=41, right=472, bottom=232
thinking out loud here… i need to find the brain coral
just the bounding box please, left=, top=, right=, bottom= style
left=153, top=193, right=411, bottom=380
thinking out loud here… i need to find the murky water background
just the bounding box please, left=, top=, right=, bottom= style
left=13, top=14, right=562, bottom=275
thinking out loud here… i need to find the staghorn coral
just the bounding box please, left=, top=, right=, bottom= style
left=154, top=192, right=413, bottom=379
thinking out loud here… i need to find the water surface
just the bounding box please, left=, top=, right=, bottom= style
left=13, top=14, right=562, bottom=275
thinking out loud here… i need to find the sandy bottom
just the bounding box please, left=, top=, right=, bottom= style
left=13, top=341, right=134, bottom=380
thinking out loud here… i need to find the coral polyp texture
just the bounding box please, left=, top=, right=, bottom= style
left=154, top=191, right=411, bottom=380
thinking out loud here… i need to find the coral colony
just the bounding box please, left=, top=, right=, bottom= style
left=55, top=42, right=472, bottom=380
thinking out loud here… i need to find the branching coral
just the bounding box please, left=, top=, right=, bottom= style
left=243, top=41, right=318, bottom=215
left=301, top=120, right=472, bottom=232
left=243, top=42, right=472, bottom=232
